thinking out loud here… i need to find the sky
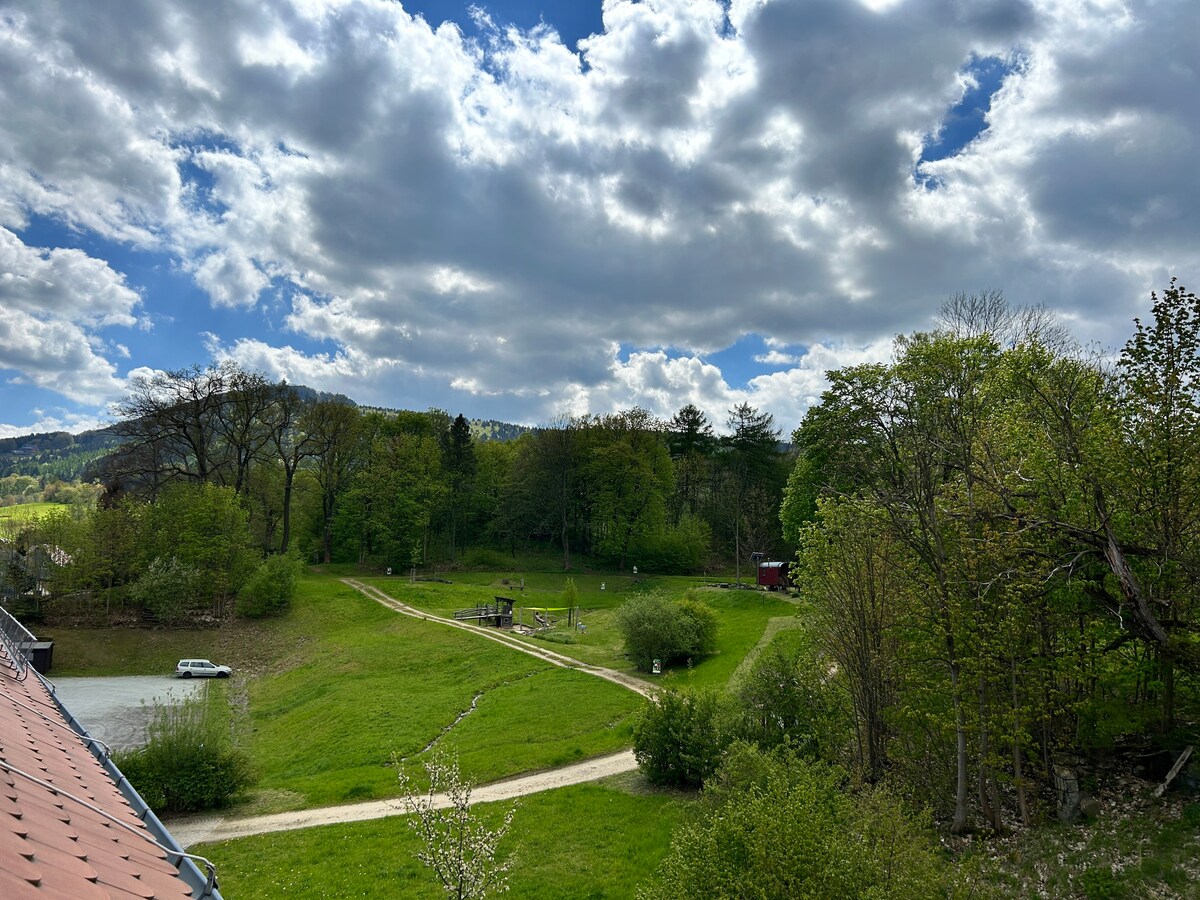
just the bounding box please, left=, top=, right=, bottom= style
left=0, top=0, right=1196, bottom=440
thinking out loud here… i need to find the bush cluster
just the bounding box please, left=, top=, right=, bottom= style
left=640, top=743, right=963, bottom=899
left=633, top=689, right=732, bottom=788
left=115, top=697, right=251, bottom=813
left=616, top=592, right=719, bottom=672
left=237, top=552, right=302, bottom=618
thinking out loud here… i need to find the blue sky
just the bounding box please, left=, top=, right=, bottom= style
left=1, top=0, right=1195, bottom=438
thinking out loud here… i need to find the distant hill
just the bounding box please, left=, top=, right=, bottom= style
left=2, top=391, right=532, bottom=481
left=469, top=419, right=531, bottom=442
left=0, top=428, right=122, bottom=481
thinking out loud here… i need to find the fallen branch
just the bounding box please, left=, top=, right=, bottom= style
left=1153, top=745, right=1193, bottom=799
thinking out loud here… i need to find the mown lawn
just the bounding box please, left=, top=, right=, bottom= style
left=361, top=574, right=796, bottom=689
left=55, top=575, right=646, bottom=813
left=243, top=578, right=644, bottom=810
left=197, top=777, right=692, bottom=900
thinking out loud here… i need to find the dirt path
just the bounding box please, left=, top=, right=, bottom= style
left=168, top=749, right=638, bottom=848
left=342, top=578, right=657, bottom=699
left=165, top=579, right=657, bottom=848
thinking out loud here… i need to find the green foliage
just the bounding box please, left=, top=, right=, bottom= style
left=459, top=547, right=512, bottom=569
left=640, top=743, right=961, bottom=899
left=237, top=553, right=302, bottom=618
left=633, top=689, right=733, bottom=788
left=629, top=515, right=712, bottom=574
left=675, top=594, right=719, bottom=659
left=735, top=630, right=847, bottom=758
left=616, top=592, right=719, bottom=672
left=115, top=697, right=251, bottom=813
left=140, top=482, right=257, bottom=615
left=129, top=557, right=205, bottom=624
left=561, top=576, right=579, bottom=608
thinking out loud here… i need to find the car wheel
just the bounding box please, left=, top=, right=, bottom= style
left=218, top=671, right=229, bottom=678
left=181, top=671, right=192, bottom=678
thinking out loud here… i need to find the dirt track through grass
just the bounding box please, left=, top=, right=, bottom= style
left=168, top=578, right=662, bottom=847
left=170, top=748, right=639, bottom=847
left=342, top=578, right=658, bottom=699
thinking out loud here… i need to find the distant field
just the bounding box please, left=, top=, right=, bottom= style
left=0, top=501, right=65, bottom=526
left=198, top=777, right=691, bottom=900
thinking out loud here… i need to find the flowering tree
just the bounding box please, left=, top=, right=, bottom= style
left=398, top=753, right=518, bottom=899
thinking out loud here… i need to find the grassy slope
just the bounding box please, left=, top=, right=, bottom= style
left=247, top=578, right=644, bottom=809
left=57, top=565, right=793, bottom=896
left=55, top=575, right=644, bottom=812
left=360, top=573, right=796, bottom=689
left=198, top=777, right=691, bottom=900
left=196, top=571, right=786, bottom=896
left=0, top=501, right=64, bottom=525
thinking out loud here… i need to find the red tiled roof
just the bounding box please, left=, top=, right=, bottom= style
left=0, top=645, right=207, bottom=898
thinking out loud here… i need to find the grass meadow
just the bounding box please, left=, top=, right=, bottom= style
left=56, top=564, right=797, bottom=897
left=0, top=501, right=66, bottom=527
left=197, top=777, right=691, bottom=900
left=359, top=571, right=798, bottom=689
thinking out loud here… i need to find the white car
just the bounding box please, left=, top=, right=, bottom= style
left=175, top=658, right=232, bottom=678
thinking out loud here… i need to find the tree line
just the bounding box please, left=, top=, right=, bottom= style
left=3, top=362, right=795, bottom=622
left=93, top=362, right=794, bottom=575
left=780, top=282, right=1199, bottom=833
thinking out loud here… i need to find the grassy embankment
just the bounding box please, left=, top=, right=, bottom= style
left=57, top=567, right=798, bottom=897
left=53, top=574, right=647, bottom=810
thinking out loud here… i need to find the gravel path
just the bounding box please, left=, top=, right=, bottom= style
left=168, top=749, right=638, bottom=847
left=165, top=578, right=655, bottom=848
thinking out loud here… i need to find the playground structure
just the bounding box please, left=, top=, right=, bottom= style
left=453, top=597, right=515, bottom=628
left=452, top=596, right=583, bottom=634
left=517, top=606, right=579, bottom=631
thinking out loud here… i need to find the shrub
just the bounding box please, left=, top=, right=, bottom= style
left=129, top=556, right=205, bottom=624
left=237, top=552, right=302, bottom=618
left=616, top=592, right=719, bottom=672
left=734, top=630, right=848, bottom=758
left=675, top=593, right=719, bottom=658
left=639, top=743, right=962, bottom=899
left=633, top=689, right=733, bottom=788
left=115, top=697, right=251, bottom=813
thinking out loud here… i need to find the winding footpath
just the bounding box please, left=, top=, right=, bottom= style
left=166, top=579, right=654, bottom=848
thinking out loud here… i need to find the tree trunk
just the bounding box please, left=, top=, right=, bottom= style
left=280, top=470, right=294, bottom=554
left=1012, top=659, right=1030, bottom=826
left=950, top=657, right=971, bottom=834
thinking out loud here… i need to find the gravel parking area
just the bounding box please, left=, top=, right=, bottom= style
left=49, top=676, right=207, bottom=752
